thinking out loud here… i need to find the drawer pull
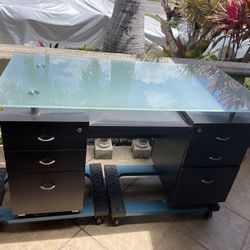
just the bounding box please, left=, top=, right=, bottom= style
left=39, top=160, right=56, bottom=166
left=216, top=136, right=230, bottom=141
left=201, top=179, right=214, bottom=184
left=209, top=156, right=222, bottom=161
left=40, top=183, right=56, bottom=191
left=37, top=136, right=55, bottom=142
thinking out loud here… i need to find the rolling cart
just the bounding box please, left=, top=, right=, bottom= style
left=0, top=163, right=221, bottom=226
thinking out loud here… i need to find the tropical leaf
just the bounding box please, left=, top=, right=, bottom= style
left=206, top=0, right=250, bottom=62
left=146, top=43, right=157, bottom=53
left=145, top=13, right=165, bottom=23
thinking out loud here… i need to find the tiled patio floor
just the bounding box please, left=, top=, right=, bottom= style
left=0, top=146, right=250, bottom=250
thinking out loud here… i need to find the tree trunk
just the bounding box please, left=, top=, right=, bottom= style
left=103, top=0, right=145, bottom=55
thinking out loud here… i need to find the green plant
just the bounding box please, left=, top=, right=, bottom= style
left=245, top=77, right=250, bottom=88
left=148, top=0, right=225, bottom=58
left=145, top=43, right=171, bottom=57
left=206, top=0, right=250, bottom=62
left=167, top=0, right=225, bottom=25
left=80, top=45, right=103, bottom=52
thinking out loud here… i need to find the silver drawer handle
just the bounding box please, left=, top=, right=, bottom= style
left=37, top=136, right=55, bottom=142
left=39, top=160, right=55, bottom=166
left=216, top=136, right=230, bottom=141
left=201, top=179, right=214, bottom=184
left=40, top=183, right=56, bottom=191
left=209, top=156, right=222, bottom=161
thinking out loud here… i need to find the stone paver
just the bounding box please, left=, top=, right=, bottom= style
left=84, top=216, right=205, bottom=250
left=225, top=155, right=250, bottom=220
left=242, top=226, right=250, bottom=250
left=62, top=230, right=106, bottom=250
left=0, top=220, right=80, bottom=250
left=172, top=205, right=249, bottom=250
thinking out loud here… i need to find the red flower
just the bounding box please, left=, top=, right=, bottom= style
left=226, top=0, right=238, bottom=21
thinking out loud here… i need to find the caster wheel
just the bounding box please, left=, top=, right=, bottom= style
left=113, top=217, right=120, bottom=226
left=95, top=216, right=103, bottom=225
left=204, top=210, right=212, bottom=219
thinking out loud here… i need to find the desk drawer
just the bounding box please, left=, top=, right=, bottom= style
left=190, top=124, right=249, bottom=148
left=171, top=167, right=239, bottom=205
left=183, top=148, right=247, bottom=167
left=1, top=123, right=88, bottom=150
left=5, top=150, right=86, bottom=173
left=9, top=171, right=84, bottom=215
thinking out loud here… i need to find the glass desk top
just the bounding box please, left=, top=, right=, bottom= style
left=0, top=53, right=250, bottom=113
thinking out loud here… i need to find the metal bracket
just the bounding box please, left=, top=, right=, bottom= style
left=30, top=108, right=40, bottom=115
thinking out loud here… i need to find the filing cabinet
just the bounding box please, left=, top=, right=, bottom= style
left=170, top=112, right=249, bottom=205
left=1, top=122, right=88, bottom=216
left=172, top=167, right=240, bottom=204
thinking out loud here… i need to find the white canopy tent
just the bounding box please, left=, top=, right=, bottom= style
left=0, top=0, right=166, bottom=49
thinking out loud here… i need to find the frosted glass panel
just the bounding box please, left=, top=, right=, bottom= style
left=0, top=53, right=249, bottom=112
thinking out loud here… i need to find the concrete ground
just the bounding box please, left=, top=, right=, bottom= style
left=0, top=146, right=250, bottom=250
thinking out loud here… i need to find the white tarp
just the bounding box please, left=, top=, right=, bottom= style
left=0, top=0, right=165, bottom=48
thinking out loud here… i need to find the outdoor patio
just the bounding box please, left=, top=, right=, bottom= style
left=0, top=0, right=250, bottom=248
left=0, top=146, right=249, bottom=250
